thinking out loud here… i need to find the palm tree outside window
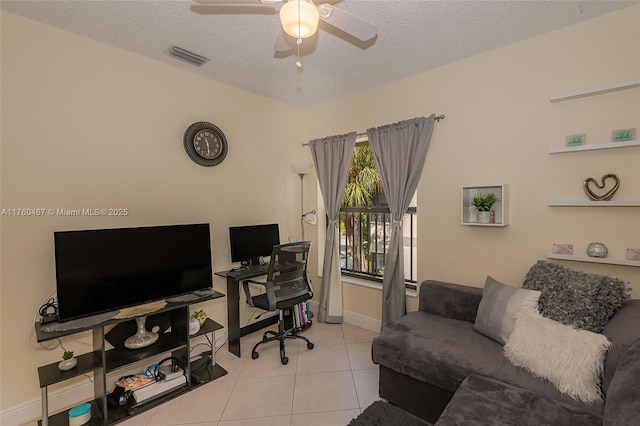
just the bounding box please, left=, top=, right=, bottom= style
left=338, top=142, right=418, bottom=288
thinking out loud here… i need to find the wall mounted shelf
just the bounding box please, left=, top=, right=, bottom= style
left=547, top=250, right=640, bottom=267
left=548, top=199, right=640, bottom=207
left=549, top=140, right=640, bottom=154
left=461, top=185, right=509, bottom=226
left=549, top=79, right=640, bottom=103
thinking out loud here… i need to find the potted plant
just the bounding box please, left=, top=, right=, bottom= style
left=189, top=309, right=207, bottom=335
left=471, top=193, right=497, bottom=224
left=191, top=309, right=207, bottom=326
left=58, top=349, right=77, bottom=371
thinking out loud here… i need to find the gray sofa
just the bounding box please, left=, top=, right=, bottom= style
left=371, top=280, right=640, bottom=425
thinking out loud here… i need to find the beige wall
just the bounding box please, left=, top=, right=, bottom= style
left=305, top=6, right=640, bottom=317
left=0, top=11, right=306, bottom=410
left=1, top=4, right=640, bottom=417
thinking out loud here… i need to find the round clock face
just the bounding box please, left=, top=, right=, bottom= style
left=193, top=129, right=222, bottom=160
left=184, top=122, right=228, bottom=167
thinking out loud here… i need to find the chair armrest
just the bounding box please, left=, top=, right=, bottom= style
left=241, top=280, right=257, bottom=308
left=242, top=279, right=278, bottom=311
left=306, top=274, right=314, bottom=299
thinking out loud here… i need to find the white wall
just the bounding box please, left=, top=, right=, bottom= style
left=304, top=6, right=640, bottom=315
left=0, top=10, right=305, bottom=413
left=1, top=4, right=640, bottom=421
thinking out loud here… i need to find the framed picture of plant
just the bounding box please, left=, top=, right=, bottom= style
left=566, top=133, right=586, bottom=147
left=612, top=128, right=635, bottom=143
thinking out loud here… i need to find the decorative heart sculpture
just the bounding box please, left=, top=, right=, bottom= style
left=583, top=173, right=620, bottom=201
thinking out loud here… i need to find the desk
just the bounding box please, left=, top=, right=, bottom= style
left=215, top=268, right=279, bottom=357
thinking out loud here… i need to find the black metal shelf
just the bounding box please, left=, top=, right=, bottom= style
left=35, top=289, right=223, bottom=343
left=192, top=318, right=223, bottom=338
left=38, top=351, right=102, bottom=388
left=191, top=353, right=228, bottom=385
left=36, top=290, right=226, bottom=426
left=38, top=400, right=103, bottom=426
left=105, top=333, right=187, bottom=373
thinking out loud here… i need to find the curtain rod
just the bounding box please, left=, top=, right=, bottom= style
left=301, top=114, right=445, bottom=146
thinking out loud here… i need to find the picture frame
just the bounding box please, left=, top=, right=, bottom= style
left=612, top=128, right=636, bottom=143
left=566, top=134, right=585, bottom=147
left=552, top=243, right=573, bottom=255
left=627, top=248, right=640, bottom=261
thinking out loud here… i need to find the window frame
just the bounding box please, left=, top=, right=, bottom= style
left=338, top=204, right=418, bottom=291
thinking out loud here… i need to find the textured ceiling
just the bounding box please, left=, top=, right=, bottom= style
left=2, top=0, right=637, bottom=107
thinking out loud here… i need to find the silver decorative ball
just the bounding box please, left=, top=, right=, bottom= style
left=587, top=242, right=608, bottom=258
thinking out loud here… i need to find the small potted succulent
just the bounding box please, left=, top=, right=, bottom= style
left=58, top=349, right=77, bottom=371
left=191, top=309, right=207, bottom=326
left=471, top=193, right=497, bottom=224
left=189, top=309, right=207, bottom=335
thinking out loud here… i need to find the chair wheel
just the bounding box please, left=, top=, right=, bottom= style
left=281, top=356, right=289, bottom=365
left=307, top=342, right=314, bottom=350
left=252, top=351, right=259, bottom=360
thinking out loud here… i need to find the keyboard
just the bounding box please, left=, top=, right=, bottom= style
left=231, top=264, right=269, bottom=277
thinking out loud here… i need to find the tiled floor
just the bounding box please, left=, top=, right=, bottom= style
left=118, top=322, right=381, bottom=426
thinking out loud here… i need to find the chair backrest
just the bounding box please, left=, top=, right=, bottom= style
left=266, top=241, right=312, bottom=307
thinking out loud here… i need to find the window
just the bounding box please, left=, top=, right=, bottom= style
left=338, top=142, right=417, bottom=288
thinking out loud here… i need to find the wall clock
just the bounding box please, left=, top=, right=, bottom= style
left=183, top=122, right=228, bottom=167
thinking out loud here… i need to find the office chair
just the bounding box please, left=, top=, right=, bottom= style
left=242, top=241, right=315, bottom=365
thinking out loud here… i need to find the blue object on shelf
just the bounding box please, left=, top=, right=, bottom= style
left=68, top=402, right=91, bottom=426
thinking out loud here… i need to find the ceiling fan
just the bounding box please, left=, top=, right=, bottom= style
left=193, top=0, right=377, bottom=52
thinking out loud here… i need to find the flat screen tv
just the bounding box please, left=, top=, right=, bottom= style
left=54, top=223, right=213, bottom=322
left=229, top=223, right=280, bottom=266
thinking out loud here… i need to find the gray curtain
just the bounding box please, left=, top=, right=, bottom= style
left=367, top=116, right=435, bottom=328
left=309, top=132, right=357, bottom=323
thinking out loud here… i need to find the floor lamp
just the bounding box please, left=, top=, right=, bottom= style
left=292, top=162, right=316, bottom=241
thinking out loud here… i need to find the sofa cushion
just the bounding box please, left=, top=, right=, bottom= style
left=474, top=276, right=540, bottom=345
left=604, top=339, right=640, bottom=425
left=504, top=304, right=611, bottom=404
left=601, top=299, right=640, bottom=393
left=371, top=310, right=604, bottom=415
left=435, top=375, right=603, bottom=426
left=523, top=260, right=629, bottom=333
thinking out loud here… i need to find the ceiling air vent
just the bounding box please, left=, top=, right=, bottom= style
left=168, top=46, right=209, bottom=66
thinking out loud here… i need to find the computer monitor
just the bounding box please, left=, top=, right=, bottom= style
left=229, top=224, right=280, bottom=266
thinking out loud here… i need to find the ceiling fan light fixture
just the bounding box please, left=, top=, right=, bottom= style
left=280, top=0, right=319, bottom=39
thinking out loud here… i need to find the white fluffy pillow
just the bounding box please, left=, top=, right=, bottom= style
left=504, top=304, right=611, bottom=404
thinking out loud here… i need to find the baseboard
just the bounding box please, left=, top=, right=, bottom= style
left=1, top=380, right=94, bottom=426
left=3, top=330, right=230, bottom=426
left=343, top=309, right=381, bottom=332
left=306, top=300, right=381, bottom=332
left=2, top=307, right=379, bottom=426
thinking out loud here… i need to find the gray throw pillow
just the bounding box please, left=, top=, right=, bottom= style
left=474, top=276, right=541, bottom=345
left=523, top=260, right=630, bottom=333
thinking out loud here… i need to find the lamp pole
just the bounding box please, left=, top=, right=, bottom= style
left=298, top=173, right=306, bottom=241
left=292, top=162, right=313, bottom=241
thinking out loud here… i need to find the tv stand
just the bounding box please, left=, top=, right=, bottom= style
left=34, top=290, right=226, bottom=426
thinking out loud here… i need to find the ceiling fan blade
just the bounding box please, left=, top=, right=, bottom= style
left=193, top=0, right=282, bottom=5
left=317, top=4, right=377, bottom=41
left=273, top=30, right=291, bottom=52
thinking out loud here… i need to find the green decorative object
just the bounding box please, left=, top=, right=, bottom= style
left=612, top=128, right=635, bottom=142
left=566, top=134, right=586, bottom=147
left=471, top=193, right=497, bottom=212
left=58, top=350, right=77, bottom=371
left=191, top=309, right=207, bottom=326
